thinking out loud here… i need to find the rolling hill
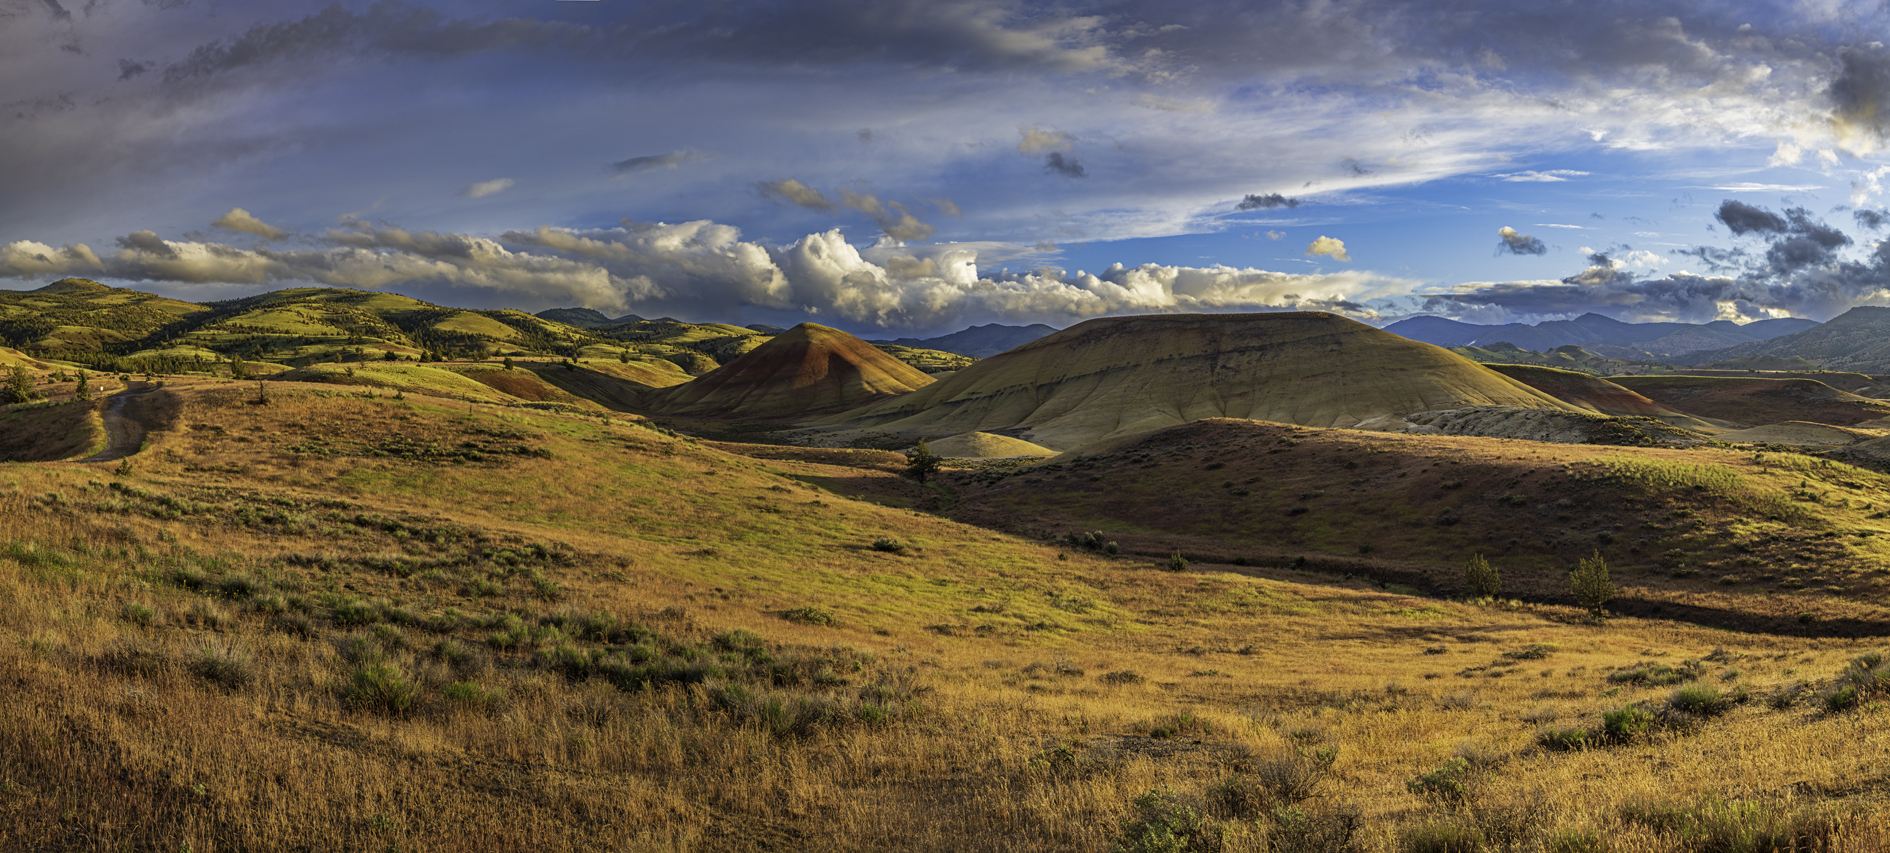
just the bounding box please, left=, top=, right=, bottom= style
left=645, top=322, right=935, bottom=419
left=1386, top=311, right=1817, bottom=356
left=872, top=322, right=1060, bottom=358
left=1611, top=375, right=1890, bottom=427
left=1678, top=306, right=1890, bottom=372
left=826, top=312, right=1581, bottom=451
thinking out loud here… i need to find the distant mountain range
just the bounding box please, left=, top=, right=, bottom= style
left=1675, top=306, right=1890, bottom=372
left=1383, top=312, right=1818, bottom=357
left=871, top=323, right=1060, bottom=358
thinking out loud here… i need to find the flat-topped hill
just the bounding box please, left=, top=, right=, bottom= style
left=828, top=312, right=1578, bottom=451
left=647, top=322, right=933, bottom=419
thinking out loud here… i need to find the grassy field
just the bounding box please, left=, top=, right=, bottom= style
left=1, top=385, right=1889, bottom=851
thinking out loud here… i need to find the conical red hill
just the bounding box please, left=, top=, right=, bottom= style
left=823, top=311, right=1581, bottom=451
left=647, top=322, right=933, bottom=419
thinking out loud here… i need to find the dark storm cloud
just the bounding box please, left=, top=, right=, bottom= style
left=116, top=59, right=152, bottom=80
left=1495, top=227, right=1547, bottom=256
left=114, top=229, right=177, bottom=258
left=40, top=0, right=70, bottom=22
left=1855, top=208, right=1889, bottom=230
left=1828, top=47, right=1890, bottom=148
left=1044, top=152, right=1086, bottom=178
left=1423, top=206, right=1888, bottom=323
left=1715, top=199, right=1788, bottom=235
left=1236, top=193, right=1299, bottom=211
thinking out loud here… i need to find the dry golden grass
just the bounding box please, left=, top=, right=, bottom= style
left=2, top=386, right=1889, bottom=852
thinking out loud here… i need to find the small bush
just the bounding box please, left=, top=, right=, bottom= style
left=1100, top=670, right=1144, bottom=686
left=189, top=642, right=253, bottom=690
left=442, top=680, right=502, bottom=711
left=1670, top=683, right=1736, bottom=717
left=1620, top=796, right=1843, bottom=852
left=1568, top=549, right=1614, bottom=615
left=1536, top=728, right=1591, bottom=751
left=1165, top=550, right=1189, bottom=572
left=870, top=537, right=909, bottom=555
left=1401, top=820, right=1487, bottom=853
left=781, top=606, right=838, bottom=627
left=346, top=663, right=419, bottom=715
left=1601, top=706, right=1658, bottom=740
left=1406, top=757, right=1475, bottom=803
left=1111, top=787, right=1217, bottom=853
left=123, top=603, right=157, bottom=626
left=1503, top=643, right=1556, bottom=661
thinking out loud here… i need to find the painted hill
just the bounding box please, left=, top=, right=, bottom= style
left=1386, top=312, right=1817, bottom=355
left=1678, top=306, right=1890, bottom=372
left=873, top=323, right=1060, bottom=358
left=646, top=322, right=934, bottom=419
left=1483, top=364, right=1714, bottom=429
left=826, top=312, right=1579, bottom=451
left=1611, top=375, right=1890, bottom=428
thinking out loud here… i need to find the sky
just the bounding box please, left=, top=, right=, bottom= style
left=4, top=0, right=1890, bottom=337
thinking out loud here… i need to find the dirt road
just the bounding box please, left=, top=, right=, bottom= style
left=77, top=382, right=163, bottom=463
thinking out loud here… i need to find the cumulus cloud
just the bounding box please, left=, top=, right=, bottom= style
left=1494, top=169, right=1590, bottom=182
left=1235, top=193, right=1300, bottom=211
left=0, top=216, right=1419, bottom=331
left=1857, top=208, right=1890, bottom=230
left=1305, top=236, right=1350, bottom=262
left=1017, top=127, right=1075, bottom=155
left=211, top=208, right=287, bottom=240
left=461, top=178, right=514, bottom=199
left=1496, top=226, right=1547, bottom=256
left=1715, top=199, right=1788, bottom=235
left=608, top=150, right=704, bottom=175
left=756, top=179, right=835, bottom=212
left=1827, top=47, right=1890, bottom=154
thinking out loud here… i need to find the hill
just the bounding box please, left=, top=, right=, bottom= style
left=646, top=322, right=934, bottom=419
left=827, top=312, right=1579, bottom=451
left=1678, top=306, right=1890, bottom=372
left=1386, top=311, right=1817, bottom=355
left=532, top=307, right=646, bottom=328
left=1482, top=364, right=1714, bottom=429
left=873, top=322, right=1059, bottom=358
left=1611, top=375, right=1890, bottom=427
left=1449, top=343, right=1651, bottom=376
left=8, top=376, right=1890, bottom=849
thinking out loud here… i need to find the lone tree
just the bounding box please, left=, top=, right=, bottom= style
left=74, top=372, right=91, bottom=401
left=3, top=366, right=35, bottom=404
left=1569, top=549, right=1615, bottom=616
left=904, top=439, right=943, bottom=483
left=1464, top=553, right=1501, bottom=598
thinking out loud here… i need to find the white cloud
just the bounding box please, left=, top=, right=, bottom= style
left=1533, top=223, right=1586, bottom=229
left=1494, top=170, right=1591, bottom=182
left=1305, top=236, right=1351, bottom=262
left=461, top=178, right=515, bottom=199
left=1691, top=182, right=1825, bottom=192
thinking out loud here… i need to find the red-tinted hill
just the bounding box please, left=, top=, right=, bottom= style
left=646, top=323, right=933, bottom=420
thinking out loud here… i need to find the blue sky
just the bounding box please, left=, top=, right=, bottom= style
left=3, top=0, right=1889, bottom=336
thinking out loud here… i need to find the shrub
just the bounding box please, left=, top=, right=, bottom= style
left=1165, top=550, right=1189, bottom=573
left=123, top=603, right=157, bottom=626
left=440, top=680, right=498, bottom=714
left=1400, top=820, right=1487, bottom=853
left=345, top=663, right=419, bottom=715
left=2, top=366, right=35, bottom=404
left=1100, top=670, right=1144, bottom=686
left=1463, top=553, right=1501, bottom=598
left=189, top=642, right=253, bottom=690
left=1406, top=757, right=1475, bottom=803
left=1609, top=660, right=1703, bottom=686
left=1536, top=728, right=1591, bottom=751
left=1620, top=796, right=1843, bottom=852
left=1601, top=706, right=1658, bottom=740
left=1111, top=787, right=1216, bottom=853
left=870, top=537, right=909, bottom=555
left=1568, top=549, right=1614, bottom=615
left=1670, top=683, right=1735, bottom=717
left=1503, top=643, right=1556, bottom=661
left=781, top=606, right=838, bottom=626
left=1105, top=541, right=1121, bottom=556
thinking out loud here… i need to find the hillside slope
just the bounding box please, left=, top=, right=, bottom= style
left=1679, top=306, right=1890, bottom=371
left=829, top=312, right=1580, bottom=451
left=1612, top=375, right=1890, bottom=427
left=647, top=323, right=934, bottom=419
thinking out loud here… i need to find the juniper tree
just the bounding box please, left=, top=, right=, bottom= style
left=904, top=439, right=943, bottom=484
left=3, top=366, right=34, bottom=404
left=1464, top=553, right=1501, bottom=598
left=74, top=372, right=91, bottom=401
left=1569, top=549, right=1615, bottom=616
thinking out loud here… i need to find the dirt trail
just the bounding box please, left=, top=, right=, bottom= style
left=77, top=382, right=162, bottom=463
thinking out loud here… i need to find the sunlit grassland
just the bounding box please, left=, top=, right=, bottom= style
left=1, top=390, right=1889, bottom=850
